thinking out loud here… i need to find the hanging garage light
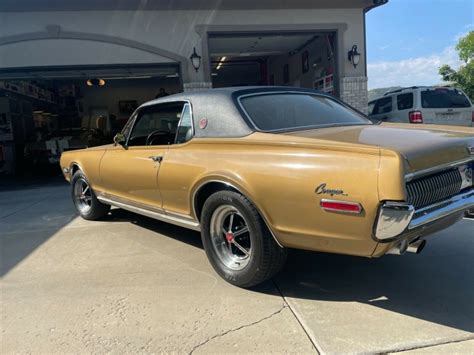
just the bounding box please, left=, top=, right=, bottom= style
left=86, top=78, right=106, bottom=87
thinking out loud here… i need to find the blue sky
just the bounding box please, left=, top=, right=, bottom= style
left=366, top=0, right=473, bottom=89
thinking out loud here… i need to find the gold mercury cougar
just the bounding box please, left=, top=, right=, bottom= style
left=60, top=87, right=474, bottom=287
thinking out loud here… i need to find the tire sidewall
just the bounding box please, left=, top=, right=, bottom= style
left=71, top=170, right=102, bottom=220
left=201, top=191, right=266, bottom=287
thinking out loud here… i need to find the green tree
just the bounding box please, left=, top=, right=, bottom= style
left=439, top=31, right=474, bottom=100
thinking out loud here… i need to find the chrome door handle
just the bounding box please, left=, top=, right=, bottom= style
left=149, top=155, right=163, bottom=163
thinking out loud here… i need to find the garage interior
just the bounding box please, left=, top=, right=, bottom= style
left=0, top=64, right=181, bottom=176
left=208, top=31, right=337, bottom=91
left=0, top=32, right=339, bottom=178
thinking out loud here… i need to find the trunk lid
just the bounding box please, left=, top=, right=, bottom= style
left=283, top=123, right=474, bottom=173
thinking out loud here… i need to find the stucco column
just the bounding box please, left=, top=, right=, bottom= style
left=339, top=76, right=368, bottom=114
left=182, top=41, right=212, bottom=92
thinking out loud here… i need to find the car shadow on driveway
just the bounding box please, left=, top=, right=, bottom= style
left=106, top=210, right=474, bottom=334
left=273, top=234, right=474, bottom=333
left=103, top=208, right=204, bottom=249
left=57, top=207, right=474, bottom=334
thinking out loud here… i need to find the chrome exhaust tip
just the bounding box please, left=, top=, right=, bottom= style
left=386, top=240, right=408, bottom=255
left=407, top=239, right=426, bottom=254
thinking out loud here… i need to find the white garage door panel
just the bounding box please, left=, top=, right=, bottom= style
left=0, top=39, right=175, bottom=68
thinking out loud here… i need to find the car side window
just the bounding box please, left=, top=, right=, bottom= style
left=175, top=104, right=193, bottom=144
left=397, top=93, right=414, bottom=110
left=373, top=97, right=392, bottom=115
left=128, top=102, right=185, bottom=146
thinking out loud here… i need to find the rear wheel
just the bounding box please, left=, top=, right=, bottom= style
left=71, top=170, right=110, bottom=220
left=201, top=190, right=287, bottom=288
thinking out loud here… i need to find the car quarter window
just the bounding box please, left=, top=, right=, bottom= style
left=175, top=104, right=193, bottom=144
left=127, top=102, right=185, bottom=146
left=372, top=97, right=392, bottom=115
left=397, top=93, right=414, bottom=110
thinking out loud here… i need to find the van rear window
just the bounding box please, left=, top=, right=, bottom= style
left=421, top=89, right=471, bottom=108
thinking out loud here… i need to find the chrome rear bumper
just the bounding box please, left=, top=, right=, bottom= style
left=375, top=189, right=474, bottom=242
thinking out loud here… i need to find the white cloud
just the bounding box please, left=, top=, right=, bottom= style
left=368, top=45, right=462, bottom=89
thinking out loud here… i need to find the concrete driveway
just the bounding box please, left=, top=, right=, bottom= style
left=1, top=180, right=473, bottom=354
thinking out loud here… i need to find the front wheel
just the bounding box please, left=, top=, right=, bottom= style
left=71, top=170, right=110, bottom=220
left=200, top=191, right=287, bottom=288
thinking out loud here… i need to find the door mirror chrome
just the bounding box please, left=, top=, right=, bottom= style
left=113, top=133, right=126, bottom=146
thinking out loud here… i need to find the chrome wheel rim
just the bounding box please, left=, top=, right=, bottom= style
left=210, top=205, right=251, bottom=271
left=73, top=178, right=92, bottom=213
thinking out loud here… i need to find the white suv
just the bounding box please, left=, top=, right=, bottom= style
left=368, top=86, right=473, bottom=126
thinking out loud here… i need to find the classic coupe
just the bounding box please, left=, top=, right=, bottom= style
left=60, top=87, right=474, bottom=287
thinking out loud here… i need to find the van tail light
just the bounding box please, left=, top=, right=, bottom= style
left=320, top=199, right=363, bottom=214
left=409, top=111, right=423, bottom=124
left=471, top=111, right=474, bottom=123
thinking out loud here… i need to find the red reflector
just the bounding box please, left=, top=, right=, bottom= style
left=320, top=200, right=362, bottom=214
left=409, top=111, right=423, bottom=124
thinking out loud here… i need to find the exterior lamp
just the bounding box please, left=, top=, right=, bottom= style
left=190, top=47, right=202, bottom=73
left=348, top=45, right=361, bottom=68
left=86, top=78, right=105, bottom=87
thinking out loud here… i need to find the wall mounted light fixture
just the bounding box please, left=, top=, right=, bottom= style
left=347, top=45, right=361, bottom=69
left=190, top=47, right=202, bottom=73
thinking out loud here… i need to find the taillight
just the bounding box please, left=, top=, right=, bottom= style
left=471, top=111, right=474, bottom=123
left=409, top=111, right=423, bottom=124
left=320, top=199, right=363, bottom=214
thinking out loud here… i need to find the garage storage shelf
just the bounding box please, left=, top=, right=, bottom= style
left=314, top=74, right=334, bottom=94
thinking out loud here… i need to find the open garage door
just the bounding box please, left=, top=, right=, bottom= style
left=208, top=31, right=337, bottom=94
left=0, top=63, right=181, bottom=176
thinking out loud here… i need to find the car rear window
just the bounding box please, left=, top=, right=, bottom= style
left=421, top=89, right=471, bottom=108
left=239, top=93, right=370, bottom=132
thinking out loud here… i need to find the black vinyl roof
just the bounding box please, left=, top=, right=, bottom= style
left=140, top=86, right=326, bottom=138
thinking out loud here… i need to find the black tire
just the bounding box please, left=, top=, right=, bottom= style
left=71, top=170, right=110, bottom=220
left=200, top=190, right=287, bottom=288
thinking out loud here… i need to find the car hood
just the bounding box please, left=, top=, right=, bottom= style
left=283, top=123, right=474, bottom=173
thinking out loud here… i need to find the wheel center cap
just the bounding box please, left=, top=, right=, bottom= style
left=225, top=232, right=234, bottom=242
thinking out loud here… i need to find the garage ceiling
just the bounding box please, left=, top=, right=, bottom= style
left=0, top=64, right=180, bottom=80
left=209, top=34, right=317, bottom=57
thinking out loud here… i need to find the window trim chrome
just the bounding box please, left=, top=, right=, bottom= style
left=124, top=99, right=193, bottom=147
left=174, top=101, right=195, bottom=145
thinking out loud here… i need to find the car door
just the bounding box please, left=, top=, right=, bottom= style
left=99, top=102, right=185, bottom=209
left=156, top=103, right=200, bottom=217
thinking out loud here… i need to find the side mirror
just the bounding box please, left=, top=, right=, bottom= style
left=113, top=133, right=126, bottom=146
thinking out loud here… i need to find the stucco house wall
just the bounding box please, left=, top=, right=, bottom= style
left=0, top=6, right=373, bottom=112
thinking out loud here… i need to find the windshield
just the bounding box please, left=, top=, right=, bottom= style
left=421, top=89, right=471, bottom=109
left=239, top=93, right=371, bottom=132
